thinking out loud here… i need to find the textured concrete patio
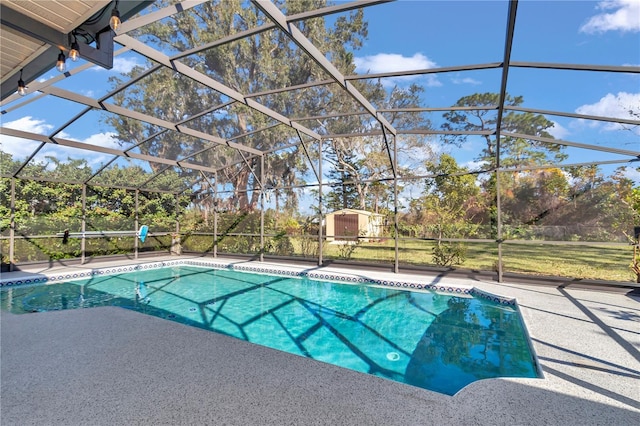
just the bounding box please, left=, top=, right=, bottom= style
left=1, top=256, right=639, bottom=425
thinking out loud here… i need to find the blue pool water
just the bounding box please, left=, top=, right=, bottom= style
left=1, top=266, right=539, bottom=395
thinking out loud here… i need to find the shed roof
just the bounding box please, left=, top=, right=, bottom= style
left=327, top=209, right=384, bottom=217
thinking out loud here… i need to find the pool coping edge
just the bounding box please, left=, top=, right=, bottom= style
left=0, top=258, right=517, bottom=306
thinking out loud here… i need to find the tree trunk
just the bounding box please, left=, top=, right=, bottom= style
left=235, top=169, right=250, bottom=210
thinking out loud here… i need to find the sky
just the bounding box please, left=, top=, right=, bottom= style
left=352, top=0, right=639, bottom=172
left=1, top=0, right=639, bottom=188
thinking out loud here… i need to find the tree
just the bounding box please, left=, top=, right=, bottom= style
left=263, top=149, right=308, bottom=215
left=421, top=155, right=481, bottom=233
left=324, top=144, right=362, bottom=211
left=610, top=167, right=640, bottom=240
left=442, top=93, right=566, bottom=168
left=562, top=166, right=639, bottom=241
left=323, top=82, right=430, bottom=212
left=440, top=93, right=568, bottom=237
left=410, top=154, right=482, bottom=265
left=501, top=167, right=569, bottom=229
left=106, top=0, right=369, bottom=212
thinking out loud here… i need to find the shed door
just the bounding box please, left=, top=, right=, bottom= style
left=335, top=214, right=358, bottom=240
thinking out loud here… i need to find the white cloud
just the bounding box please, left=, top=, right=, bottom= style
left=422, top=75, right=441, bottom=88
left=461, top=160, right=488, bottom=172
left=55, top=131, right=121, bottom=167
left=2, top=116, right=53, bottom=135
left=91, top=56, right=141, bottom=73
left=548, top=120, right=570, bottom=139
left=56, top=130, right=72, bottom=140
left=355, top=53, right=436, bottom=74
left=451, top=73, right=482, bottom=86
left=65, top=131, right=121, bottom=150
left=0, top=139, right=40, bottom=161
left=621, top=166, right=640, bottom=183
left=0, top=117, right=49, bottom=160
left=575, top=92, right=640, bottom=132
left=451, top=75, right=481, bottom=85
left=113, top=57, right=142, bottom=73
left=0, top=116, right=120, bottom=166
left=52, top=129, right=120, bottom=150
left=354, top=53, right=441, bottom=87
left=580, top=0, right=640, bottom=33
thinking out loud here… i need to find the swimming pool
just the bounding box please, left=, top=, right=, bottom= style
left=1, top=264, right=539, bottom=395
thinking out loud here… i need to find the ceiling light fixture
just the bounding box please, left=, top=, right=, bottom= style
left=56, top=50, right=66, bottom=72
left=109, top=0, right=121, bottom=31
left=17, top=69, right=27, bottom=96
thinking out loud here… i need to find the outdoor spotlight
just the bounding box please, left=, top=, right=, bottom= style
left=109, top=1, right=121, bottom=31
left=70, top=39, right=79, bottom=62
left=17, top=69, right=27, bottom=96
left=56, top=50, right=66, bottom=72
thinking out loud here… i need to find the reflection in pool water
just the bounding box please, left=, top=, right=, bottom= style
left=1, top=266, right=539, bottom=395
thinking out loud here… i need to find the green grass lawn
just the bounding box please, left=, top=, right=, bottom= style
left=6, top=234, right=635, bottom=283
left=318, top=238, right=637, bottom=283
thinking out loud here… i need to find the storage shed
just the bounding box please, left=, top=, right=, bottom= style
left=325, top=209, right=385, bottom=242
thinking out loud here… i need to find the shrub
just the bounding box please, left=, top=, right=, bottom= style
left=432, top=242, right=466, bottom=267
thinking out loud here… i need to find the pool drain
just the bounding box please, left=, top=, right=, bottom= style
left=386, top=352, right=400, bottom=361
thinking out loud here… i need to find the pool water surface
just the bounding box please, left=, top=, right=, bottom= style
left=1, top=265, right=539, bottom=395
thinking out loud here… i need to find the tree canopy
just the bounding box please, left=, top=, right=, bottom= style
left=441, top=92, right=567, bottom=168
left=106, top=0, right=429, bottom=214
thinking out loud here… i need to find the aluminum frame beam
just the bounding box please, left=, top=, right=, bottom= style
left=0, top=126, right=226, bottom=176
left=503, top=131, right=640, bottom=158
left=252, top=0, right=397, bottom=137
left=510, top=62, right=640, bottom=73
left=505, top=106, right=640, bottom=127
left=493, top=0, right=519, bottom=282
left=113, top=34, right=321, bottom=142
left=38, top=85, right=263, bottom=156
left=171, top=0, right=391, bottom=61
left=117, top=0, right=209, bottom=34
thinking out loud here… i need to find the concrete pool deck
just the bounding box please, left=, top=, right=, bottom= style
left=1, top=256, right=639, bottom=425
